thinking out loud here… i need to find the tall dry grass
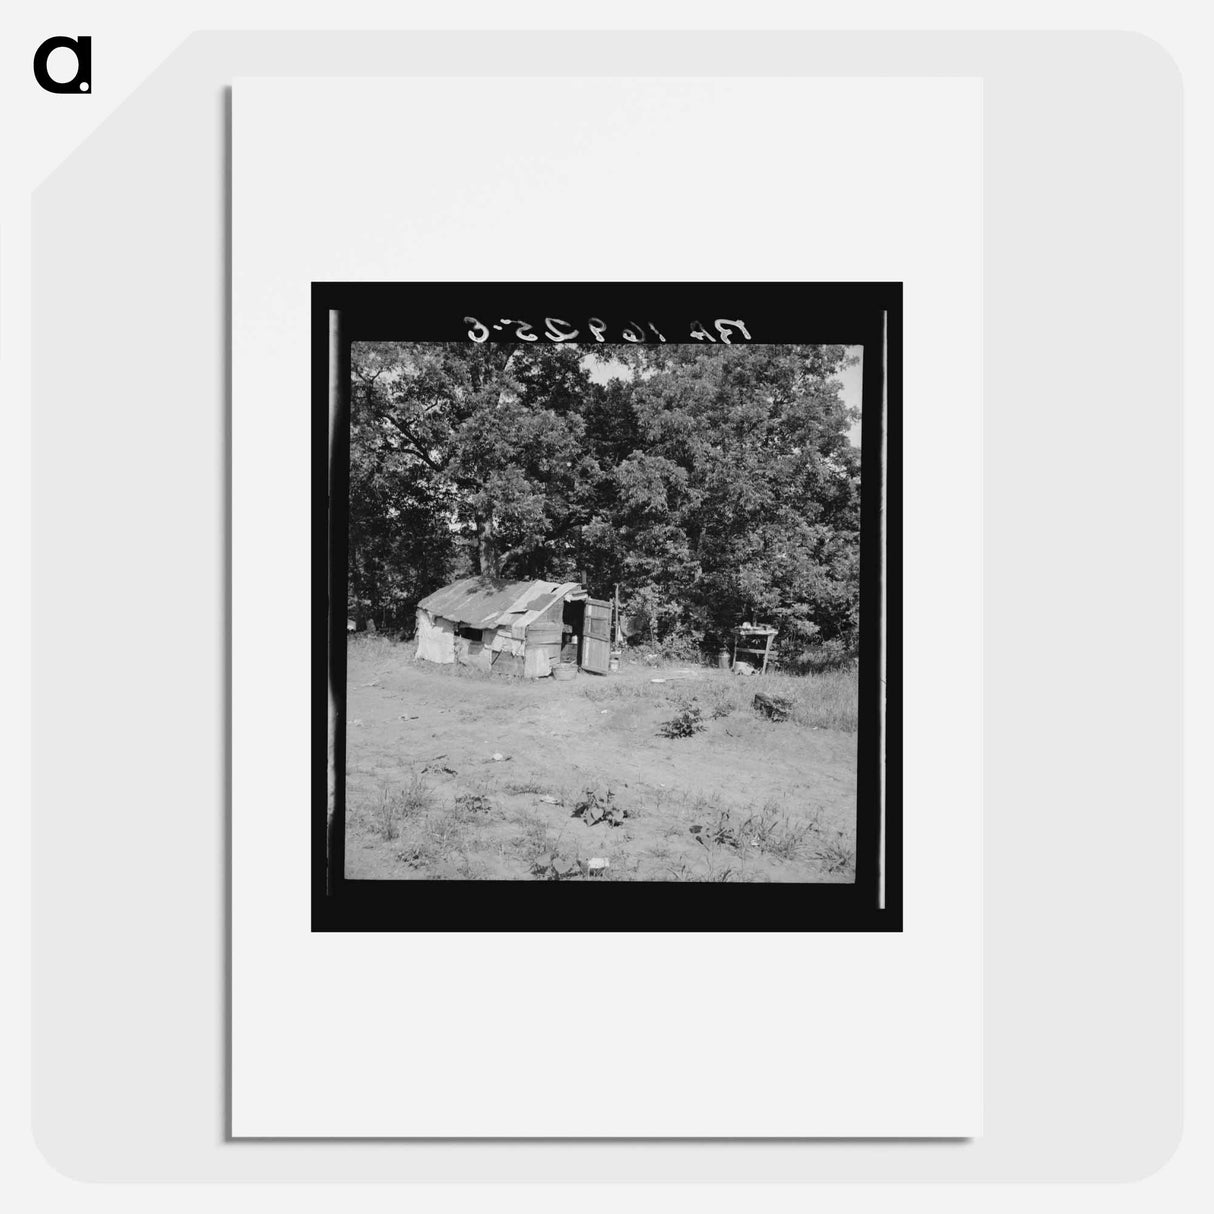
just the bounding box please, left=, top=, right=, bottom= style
left=584, top=665, right=859, bottom=732
left=703, top=669, right=858, bottom=732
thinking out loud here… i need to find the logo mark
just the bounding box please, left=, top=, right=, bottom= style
left=33, top=36, right=91, bottom=93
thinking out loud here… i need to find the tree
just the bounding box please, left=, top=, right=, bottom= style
left=583, top=344, right=861, bottom=652
left=347, top=341, right=862, bottom=659
left=352, top=342, right=602, bottom=581
left=347, top=358, right=458, bottom=631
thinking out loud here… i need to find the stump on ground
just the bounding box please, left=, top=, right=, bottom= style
left=753, top=692, right=792, bottom=722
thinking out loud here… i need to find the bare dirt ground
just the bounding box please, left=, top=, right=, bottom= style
left=343, top=636, right=859, bottom=883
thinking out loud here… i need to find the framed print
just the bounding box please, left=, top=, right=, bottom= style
left=233, top=75, right=979, bottom=1137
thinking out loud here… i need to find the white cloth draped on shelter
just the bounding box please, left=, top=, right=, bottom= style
left=414, top=609, right=455, bottom=663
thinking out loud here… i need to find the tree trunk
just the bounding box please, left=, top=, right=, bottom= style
left=476, top=511, right=500, bottom=577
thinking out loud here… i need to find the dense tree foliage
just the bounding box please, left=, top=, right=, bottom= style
left=348, top=342, right=861, bottom=660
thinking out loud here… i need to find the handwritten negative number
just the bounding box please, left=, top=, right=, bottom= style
left=690, top=319, right=753, bottom=344
left=465, top=316, right=751, bottom=344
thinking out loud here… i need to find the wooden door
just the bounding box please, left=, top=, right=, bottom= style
left=580, top=598, right=611, bottom=674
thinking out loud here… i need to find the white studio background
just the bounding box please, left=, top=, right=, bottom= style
left=9, top=14, right=1193, bottom=1201
left=232, top=75, right=981, bottom=1138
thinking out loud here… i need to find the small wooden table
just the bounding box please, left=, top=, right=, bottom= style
left=731, top=626, right=778, bottom=674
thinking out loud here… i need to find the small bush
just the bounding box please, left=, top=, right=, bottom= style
left=660, top=701, right=706, bottom=739
left=656, top=629, right=703, bottom=662
left=571, top=787, right=631, bottom=828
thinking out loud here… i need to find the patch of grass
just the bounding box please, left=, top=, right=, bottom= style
left=373, top=788, right=400, bottom=842
left=662, top=854, right=750, bottom=883
left=582, top=681, right=662, bottom=703
left=400, top=772, right=435, bottom=817
left=677, top=790, right=723, bottom=823
left=785, top=641, right=857, bottom=675
left=346, top=638, right=859, bottom=884
left=423, top=809, right=468, bottom=863
left=513, top=812, right=583, bottom=880
left=597, top=846, right=643, bottom=881
left=455, top=855, right=492, bottom=879
left=371, top=775, right=434, bottom=841
left=346, top=633, right=401, bottom=657
left=687, top=799, right=820, bottom=863
left=448, top=662, right=494, bottom=681
left=402, top=650, right=493, bottom=681
left=394, top=841, right=432, bottom=869
left=703, top=669, right=859, bottom=732
left=739, top=806, right=817, bottom=861
left=689, top=808, right=739, bottom=848
left=681, top=801, right=754, bottom=882
left=585, top=667, right=858, bottom=732
left=514, top=813, right=563, bottom=867
left=816, top=831, right=857, bottom=877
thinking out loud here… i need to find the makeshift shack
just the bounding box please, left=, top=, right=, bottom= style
left=414, top=577, right=612, bottom=678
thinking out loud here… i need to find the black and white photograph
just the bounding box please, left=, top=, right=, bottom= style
left=317, top=282, right=899, bottom=930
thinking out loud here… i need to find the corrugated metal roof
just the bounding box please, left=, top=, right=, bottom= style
left=417, top=576, right=584, bottom=631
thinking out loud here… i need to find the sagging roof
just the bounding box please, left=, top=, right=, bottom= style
left=417, top=576, right=586, bottom=634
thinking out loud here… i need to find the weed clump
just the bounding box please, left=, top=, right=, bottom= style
left=660, top=700, right=706, bottom=739
left=373, top=774, right=433, bottom=841
left=374, top=790, right=399, bottom=842
left=689, top=809, right=739, bottom=849
left=530, top=852, right=582, bottom=881
left=395, top=842, right=431, bottom=868
left=454, top=791, right=493, bottom=816
left=571, top=787, right=631, bottom=828
left=689, top=802, right=818, bottom=863
left=817, top=832, right=857, bottom=877
left=401, top=772, right=435, bottom=816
